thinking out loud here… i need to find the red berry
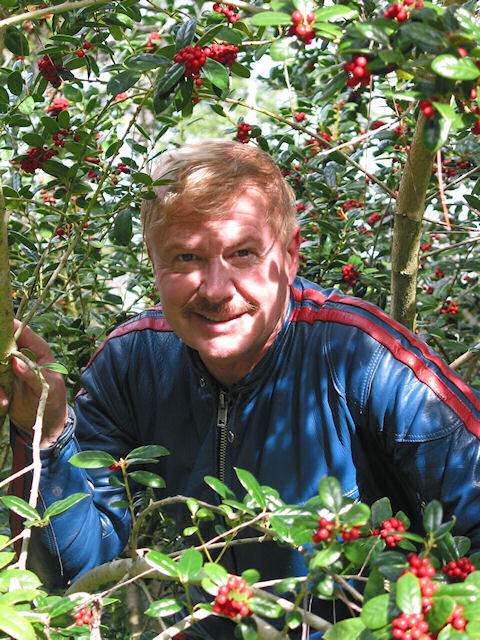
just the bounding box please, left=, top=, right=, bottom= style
left=291, top=10, right=303, bottom=23
left=77, top=49, right=85, bottom=57
left=458, top=47, right=467, bottom=58
left=83, top=41, right=92, bottom=50
left=306, top=11, right=316, bottom=23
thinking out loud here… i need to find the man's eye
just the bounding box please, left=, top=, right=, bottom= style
left=178, top=253, right=195, bottom=262
left=236, top=249, right=251, bottom=258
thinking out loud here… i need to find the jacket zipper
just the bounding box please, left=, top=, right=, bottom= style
left=217, top=391, right=229, bottom=483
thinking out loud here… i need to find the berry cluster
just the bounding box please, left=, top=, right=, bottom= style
left=295, top=111, right=307, bottom=122
left=341, top=526, right=360, bottom=542
left=403, top=554, right=438, bottom=613
left=342, top=264, right=359, bottom=288
left=47, top=96, right=69, bottom=117
left=212, top=575, right=252, bottom=618
left=442, top=557, right=475, bottom=581
left=74, top=606, right=92, bottom=627
left=213, top=3, right=240, bottom=23
left=289, top=10, right=316, bottom=44
left=378, top=517, right=406, bottom=547
left=312, top=517, right=335, bottom=543
left=38, top=55, right=63, bottom=88
left=76, top=41, right=92, bottom=58
left=146, top=31, right=162, bottom=52
left=433, top=268, right=445, bottom=279
left=391, top=612, right=429, bottom=639
left=368, top=212, right=381, bottom=225
left=419, top=99, right=435, bottom=119
left=173, top=43, right=239, bottom=89
left=445, top=605, right=467, bottom=631
left=236, top=121, right=251, bottom=144
left=52, top=127, right=79, bottom=148
left=20, top=146, right=59, bottom=174
left=441, top=300, right=458, bottom=316
left=384, top=0, right=424, bottom=22
left=343, top=55, right=372, bottom=88
left=342, top=199, right=363, bottom=213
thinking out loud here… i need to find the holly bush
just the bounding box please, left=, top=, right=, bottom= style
left=0, top=0, right=480, bottom=637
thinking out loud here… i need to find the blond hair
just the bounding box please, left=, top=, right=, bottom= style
left=141, top=139, right=297, bottom=246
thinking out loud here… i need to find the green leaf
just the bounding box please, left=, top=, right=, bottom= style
left=43, top=493, right=88, bottom=519
left=249, top=11, right=292, bottom=26
left=42, top=159, right=69, bottom=178
left=361, top=593, right=400, bottom=629
left=318, top=476, right=343, bottom=512
left=126, top=445, right=169, bottom=460
left=421, top=115, right=451, bottom=153
left=7, top=71, right=23, bottom=96
left=432, top=55, right=480, bottom=81
left=465, top=195, right=480, bottom=210
left=0, top=553, right=15, bottom=571
left=454, top=7, right=480, bottom=41
left=204, top=476, right=235, bottom=499
left=0, top=497, right=40, bottom=522
left=178, top=547, right=203, bottom=581
left=41, top=362, right=68, bottom=375
left=317, top=5, right=358, bottom=20
left=107, top=70, right=140, bottom=96
left=423, top=500, right=443, bottom=533
left=324, top=617, right=368, bottom=640
left=5, top=26, right=29, bottom=56
left=145, top=598, right=183, bottom=617
left=401, top=23, right=446, bottom=51
left=396, top=572, right=421, bottom=614
left=427, top=596, right=455, bottom=633
left=248, top=596, right=284, bottom=618
left=0, top=569, right=41, bottom=591
left=154, top=63, right=185, bottom=103
left=342, top=502, right=370, bottom=526
left=128, top=470, right=165, bottom=488
left=175, top=18, right=197, bottom=51
left=125, top=54, right=170, bottom=70
left=0, top=605, right=35, bottom=640
left=354, top=22, right=391, bottom=47
left=203, top=563, right=228, bottom=585
left=203, top=57, right=229, bottom=91
left=235, top=468, right=266, bottom=508
left=145, top=550, right=179, bottom=578
left=269, top=39, right=296, bottom=61
left=310, top=546, right=341, bottom=569
left=373, top=551, right=407, bottom=581
left=68, top=450, right=116, bottom=468
left=113, top=209, right=132, bottom=246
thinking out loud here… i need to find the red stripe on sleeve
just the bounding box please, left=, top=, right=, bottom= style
left=292, top=304, right=480, bottom=437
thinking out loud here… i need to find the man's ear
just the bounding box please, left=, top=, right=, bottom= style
left=286, top=226, right=301, bottom=283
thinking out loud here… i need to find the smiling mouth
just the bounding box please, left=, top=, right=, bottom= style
left=194, top=312, right=244, bottom=323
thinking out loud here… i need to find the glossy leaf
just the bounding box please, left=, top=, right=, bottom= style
left=107, top=70, right=140, bottom=96
left=249, top=12, right=292, bottom=26
left=324, top=617, right=369, bottom=640
left=432, top=55, right=480, bottom=81
left=203, top=57, right=229, bottom=92
left=113, top=209, right=132, bottom=246
left=0, top=497, right=39, bottom=522
left=154, top=63, right=185, bottom=102
left=145, top=598, right=183, bottom=617
left=318, top=476, right=343, bottom=512
left=4, top=26, right=29, bottom=56
left=43, top=493, right=88, bottom=519
left=235, top=468, right=266, bottom=508
left=204, top=476, right=235, bottom=499
left=0, top=605, right=35, bottom=640
left=361, top=593, right=400, bottom=629
left=396, top=572, right=421, bottom=614
left=125, top=54, right=170, bottom=70
left=248, top=596, right=283, bottom=618
left=126, top=445, right=169, bottom=460
left=68, top=450, right=116, bottom=468
left=175, top=18, right=197, bottom=51
left=423, top=500, right=443, bottom=533
left=178, top=547, right=203, bottom=582
left=203, top=563, right=228, bottom=585
left=145, top=550, right=179, bottom=578
left=41, top=362, right=68, bottom=374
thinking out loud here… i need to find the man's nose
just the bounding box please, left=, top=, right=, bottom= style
left=198, top=258, right=235, bottom=302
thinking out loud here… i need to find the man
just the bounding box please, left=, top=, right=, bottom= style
left=3, top=140, right=480, bottom=630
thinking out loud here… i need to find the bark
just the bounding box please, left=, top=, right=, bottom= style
left=390, top=112, right=434, bottom=330
left=0, top=183, right=15, bottom=429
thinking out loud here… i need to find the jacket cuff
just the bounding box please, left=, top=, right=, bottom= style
left=11, top=406, right=76, bottom=459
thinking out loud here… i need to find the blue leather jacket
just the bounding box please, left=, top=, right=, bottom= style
left=11, top=277, right=480, bottom=605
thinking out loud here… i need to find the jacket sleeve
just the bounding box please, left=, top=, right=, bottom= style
left=366, top=341, right=480, bottom=551
left=10, top=334, right=139, bottom=588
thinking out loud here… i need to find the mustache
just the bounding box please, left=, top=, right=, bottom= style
left=184, top=299, right=258, bottom=316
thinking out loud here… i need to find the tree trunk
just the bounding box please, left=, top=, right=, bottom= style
left=390, top=112, right=434, bottom=330
left=0, top=184, right=15, bottom=429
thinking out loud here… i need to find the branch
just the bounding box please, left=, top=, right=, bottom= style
left=0, top=0, right=111, bottom=28
left=0, top=179, right=15, bottom=429
left=449, top=342, right=480, bottom=371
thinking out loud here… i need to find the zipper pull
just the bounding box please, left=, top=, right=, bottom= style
left=217, top=392, right=228, bottom=428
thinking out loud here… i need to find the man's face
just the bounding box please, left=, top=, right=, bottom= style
left=149, top=186, right=300, bottom=385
